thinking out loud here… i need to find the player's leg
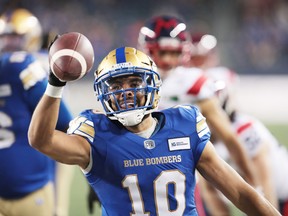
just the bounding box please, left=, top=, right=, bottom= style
left=54, top=162, right=75, bottom=216
left=2, top=182, right=54, bottom=216
left=0, top=196, right=10, bottom=216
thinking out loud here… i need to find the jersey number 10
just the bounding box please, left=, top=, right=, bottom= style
left=122, top=170, right=186, bottom=215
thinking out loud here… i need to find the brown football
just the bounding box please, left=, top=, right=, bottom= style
left=49, top=32, right=94, bottom=81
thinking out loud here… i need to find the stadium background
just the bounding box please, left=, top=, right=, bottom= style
left=2, top=0, right=287, bottom=215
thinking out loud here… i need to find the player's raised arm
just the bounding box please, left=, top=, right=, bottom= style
left=28, top=32, right=94, bottom=169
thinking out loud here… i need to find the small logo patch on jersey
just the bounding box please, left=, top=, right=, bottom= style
left=168, top=137, right=191, bottom=151
left=144, top=140, right=155, bottom=150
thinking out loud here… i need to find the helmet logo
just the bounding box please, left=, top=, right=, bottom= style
left=112, top=62, right=132, bottom=69
left=153, top=17, right=187, bottom=40
left=144, top=139, right=155, bottom=150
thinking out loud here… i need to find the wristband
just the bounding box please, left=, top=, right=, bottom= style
left=45, top=83, right=65, bottom=98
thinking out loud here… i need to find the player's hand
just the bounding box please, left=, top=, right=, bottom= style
left=48, top=70, right=66, bottom=87
left=47, top=35, right=66, bottom=87
left=48, top=34, right=60, bottom=51
left=87, top=185, right=100, bottom=214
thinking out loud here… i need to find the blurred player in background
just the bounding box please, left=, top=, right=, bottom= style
left=189, top=32, right=288, bottom=216
left=188, top=32, right=240, bottom=110
left=0, top=8, right=73, bottom=216
left=28, top=45, right=281, bottom=216
left=137, top=15, right=260, bottom=215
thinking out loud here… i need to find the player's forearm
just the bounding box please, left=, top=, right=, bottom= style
left=206, top=107, right=257, bottom=185
left=237, top=187, right=281, bottom=216
left=201, top=181, right=230, bottom=216
left=28, top=94, right=61, bottom=150
left=214, top=164, right=280, bottom=216
left=200, top=98, right=257, bottom=185
left=225, top=135, right=257, bottom=185
left=253, top=149, right=279, bottom=209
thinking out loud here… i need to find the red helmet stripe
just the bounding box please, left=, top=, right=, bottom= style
left=154, top=18, right=177, bottom=36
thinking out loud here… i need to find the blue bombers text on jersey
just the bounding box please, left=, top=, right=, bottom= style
left=68, top=104, right=210, bottom=215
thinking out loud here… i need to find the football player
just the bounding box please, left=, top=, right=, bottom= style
left=190, top=32, right=288, bottom=216
left=137, top=15, right=259, bottom=214
left=0, top=8, right=73, bottom=216
left=28, top=45, right=281, bottom=215
left=188, top=32, right=240, bottom=112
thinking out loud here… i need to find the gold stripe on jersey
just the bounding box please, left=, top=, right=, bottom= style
left=78, top=123, right=94, bottom=137
left=68, top=116, right=94, bottom=143
left=196, top=114, right=210, bottom=138
left=20, top=61, right=47, bottom=90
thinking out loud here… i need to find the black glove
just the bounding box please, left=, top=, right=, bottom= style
left=87, top=185, right=100, bottom=214
left=47, top=34, right=66, bottom=87
left=48, top=70, right=66, bottom=87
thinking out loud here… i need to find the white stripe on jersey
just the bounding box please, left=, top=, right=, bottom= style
left=196, top=113, right=209, bottom=138
left=68, top=116, right=94, bottom=143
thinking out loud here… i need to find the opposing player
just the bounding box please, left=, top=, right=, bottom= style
left=0, top=8, right=73, bottom=216
left=28, top=45, right=281, bottom=215
left=189, top=32, right=288, bottom=216
left=202, top=107, right=288, bottom=215
left=188, top=32, right=240, bottom=110
left=137, top=15, right=259, bottom=208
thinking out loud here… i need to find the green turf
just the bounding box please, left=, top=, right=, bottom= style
left=69, top=169, right=101, bottom=216
left=266, top=124, right=288, bottom=147
left=68, top=124, right=288, bottom=216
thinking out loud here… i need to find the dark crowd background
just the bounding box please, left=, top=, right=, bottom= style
left=2, top=0, right=288, bottom=76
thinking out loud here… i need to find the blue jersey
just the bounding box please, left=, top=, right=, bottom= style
left=0, top=51, right=73, bottom=199
left=68, top=105, right=210, bottom=215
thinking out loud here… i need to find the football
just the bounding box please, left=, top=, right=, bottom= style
left=49, top=32, right=95, bottom=81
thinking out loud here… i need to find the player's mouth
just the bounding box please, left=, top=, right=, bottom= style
left=119, top=101, right=136, bottom=109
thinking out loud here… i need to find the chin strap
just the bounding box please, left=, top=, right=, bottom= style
left=109, top=109, right=146, bottom=126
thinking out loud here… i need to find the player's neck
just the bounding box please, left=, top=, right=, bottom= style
left=134, top=117, right=158, bottom=139
left=126, top=115, right=156, bottom=135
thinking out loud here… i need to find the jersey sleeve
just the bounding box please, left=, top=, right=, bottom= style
left=9, top=52, right=48, bottom=110
left=16, top=52, right=73, bottom=131
left=186, top=74, right=216, bottom=101
left=177, top=105, right=211, bottom=163
left=10, top=52, right=48, bottom=91
left=237, top=122, right=262, bottom=157
left=67, top=111, right=95, bottom=143
left=192, top=106, right=211, bottom=163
